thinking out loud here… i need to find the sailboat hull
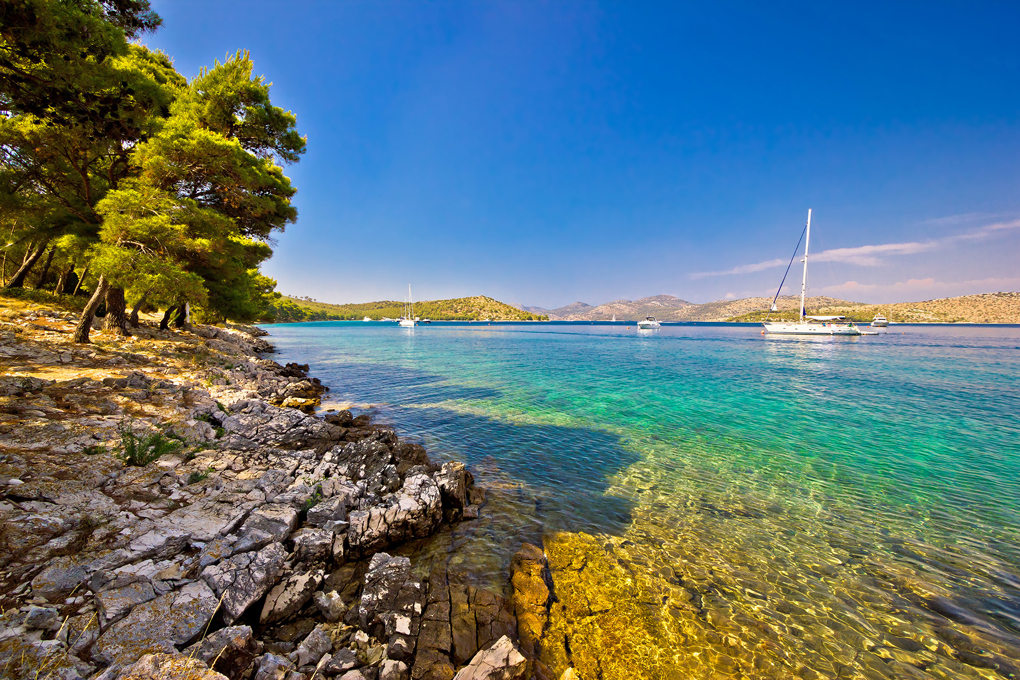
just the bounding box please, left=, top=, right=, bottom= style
left=763, top=322, right=861, bottom=336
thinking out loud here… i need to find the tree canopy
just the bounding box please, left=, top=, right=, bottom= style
left=1, top=1, right=305, bottom=337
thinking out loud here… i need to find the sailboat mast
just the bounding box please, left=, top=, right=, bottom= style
left=800, top=209, right=811, bottom=321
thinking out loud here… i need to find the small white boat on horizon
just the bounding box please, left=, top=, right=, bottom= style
left=762, top=210, right=861, bottom=337
left=363, top=316, right=372, bottom=322
left=637, top=316, right=661, bottom=329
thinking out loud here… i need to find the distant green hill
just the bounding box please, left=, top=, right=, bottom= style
left=265, top=295, right=547, bottom=323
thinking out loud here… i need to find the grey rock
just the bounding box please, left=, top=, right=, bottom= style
left=254, top=653, right=296, bottom=680
left=294, top=625, right=331, bottom=667
left=221, top=401, right=338, bottom=451
left=24, top=605, right=60, bottom=630
left=240, top=504, right=300, bottom=542
left=110, top=652, right=224, bottom=680
left=162, top=499, right=256, bottom=543
left=379, top=660, right=409, bottom=680
left=357, top=553, right=423, bottom=663
left=126, top=527, right=191, bottom=562
left=96, top=580, right=157, bottom=627
left=306, top=495, right=348, bottom=527
left=329, top=440, right=392, bottom=482
left=260, top=570, right=323, bottom=625
left=202, top=542, right=287, bottom=623
left=451, top=636, right=526, bottom=680
left=313, top=590, right=346, bottom=622
left=292, top=528, right=335, bottom=564
left=434, top=462, right=469, bottom=511
left=348, top=474, right=441, bottom=555
left=324, top=648, right=360, bottom=674
left=91, top=580, right=219, bottom=666
left=184, top=625, right=259, bottom=679
left=391, top=442, right=430, bottom=477
left=31, top=557, right=90, bottom=601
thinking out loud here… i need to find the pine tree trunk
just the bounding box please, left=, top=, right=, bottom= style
left=73, top=275, right=109, bottom=344
left=174, top=301, right=188, bottom=328
left=34, top=247, right=57, bottom=289
left=3, top=241, right=48, bottom=289
left=72, top=263, right=89, bottom=296
left=104, top=286, right=130, bottom=336
left=129, top=290, right=149, bottom=328
left=159, top=305, right=179, bottom=331
left=55, top=266, right=73, bottom=294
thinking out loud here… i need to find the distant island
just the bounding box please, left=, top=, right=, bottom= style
left=527, top=291, right=1020, bottom=324
left=270, top=292, right=1019, bottom=324
left=267, top=294, right=548, bottom=322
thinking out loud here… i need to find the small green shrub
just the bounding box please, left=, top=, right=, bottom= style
left=302, top=485, right=323, bottom=512
left=196, top=412, right=211, bottom=423
left=119, top=429, right=182, bottom=467
left=214, top=426, right=225, bottom=439
left=187, top=467, right=214, bottom=485
left=83, top=444, right=106, bottom=456
left=215, top=401, right=227, bottom=413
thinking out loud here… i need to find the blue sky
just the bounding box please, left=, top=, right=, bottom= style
left=145, top=1, right=1020, bottom=306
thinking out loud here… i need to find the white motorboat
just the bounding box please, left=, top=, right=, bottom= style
left=363, top=316, right=372, bottom=322
left=637, top=316, right=661, bottom=329
left=398, top=284, right=416, bottom=327
left=870, top=314, right=889, bottom=327
left=762, top=209, right=861, bottom=336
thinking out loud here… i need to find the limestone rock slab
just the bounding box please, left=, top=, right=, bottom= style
left=202, top=542, right=287, bottom=624
left=452, top=636, right=526, bottom=680
left=91, top=581, right=219, bottom=667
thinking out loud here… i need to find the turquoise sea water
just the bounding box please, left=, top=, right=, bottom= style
left=264, top=321, right=1020, bottom=678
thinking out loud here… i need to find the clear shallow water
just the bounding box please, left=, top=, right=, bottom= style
left=264, top=321, right=1020, bottom=678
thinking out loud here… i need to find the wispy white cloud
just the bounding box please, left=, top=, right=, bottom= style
left=921, top=212, right=1009, bottom=227
left=690, top=218, right=1020, bottom=279
left=810, top=241, right=938, bottom=266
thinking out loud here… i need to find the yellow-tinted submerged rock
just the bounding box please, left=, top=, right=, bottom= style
left=539, top=532, right=688, bottom=680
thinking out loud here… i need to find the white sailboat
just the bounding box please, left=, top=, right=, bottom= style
left=612, top=314, right=616, bottom=322
left=762, top=209, right=861, bottom=336
left=398, top=284, right=416, bottom=327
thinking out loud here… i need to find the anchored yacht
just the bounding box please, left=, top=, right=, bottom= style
left=398, top=284, right=416, bottom=327
left=637, top=316, right=661, bottom=329
left=762, top=210, right=861, bottom=336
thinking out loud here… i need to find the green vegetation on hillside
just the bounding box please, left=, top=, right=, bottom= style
left=265, top=295, right=547, bottom=322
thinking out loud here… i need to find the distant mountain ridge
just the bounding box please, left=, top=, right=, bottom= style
left=530, top=292, right=1020, bottom=323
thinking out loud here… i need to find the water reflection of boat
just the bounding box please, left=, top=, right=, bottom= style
left=637, top=316, right=660, bottom=329
left=762, top=210, right=861, bottom=336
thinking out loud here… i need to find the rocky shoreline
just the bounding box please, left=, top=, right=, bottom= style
left=0, top=298, right=555, bottom=680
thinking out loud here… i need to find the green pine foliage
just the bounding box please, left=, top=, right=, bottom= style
left=1, top=5, right=304, bottom=332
